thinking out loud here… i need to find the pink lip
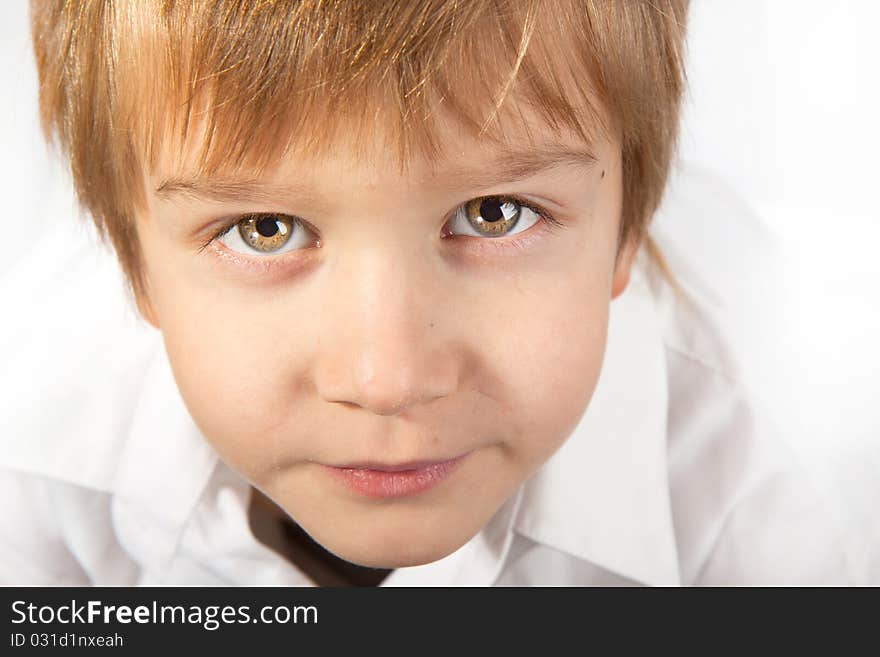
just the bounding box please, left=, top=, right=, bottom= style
left=320, top=453, right=469, bottom=499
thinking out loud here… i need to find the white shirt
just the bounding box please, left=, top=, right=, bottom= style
left=0, top=164, right=856, bottom=586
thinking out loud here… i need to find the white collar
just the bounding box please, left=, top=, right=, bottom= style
left=111, top=339, right=220, bottom=571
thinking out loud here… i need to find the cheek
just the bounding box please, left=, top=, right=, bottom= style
left=143, top=250, right=305, bottom=475
left=169, top=317, right=307, bottom=481
left=476, top=199, right=619, bottom=463
left=491, top=272, right=610, bottom=461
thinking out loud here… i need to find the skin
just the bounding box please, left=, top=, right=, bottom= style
left=134, top=108, right=638, bottom=569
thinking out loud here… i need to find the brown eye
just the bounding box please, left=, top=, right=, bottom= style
left=463, top=197, right=523, bottom=237
left=237, top=214, right=294, bottom=252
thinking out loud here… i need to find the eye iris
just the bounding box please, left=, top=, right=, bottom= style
left=465, top=197, right=521, bottom=236
left=238, top=215, right=293, bottom=252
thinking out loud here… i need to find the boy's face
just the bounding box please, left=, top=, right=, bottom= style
left=136, top=107, right=635, bottom=568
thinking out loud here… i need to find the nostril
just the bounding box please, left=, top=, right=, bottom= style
left=328, top=383, right=441, bottom=417
left=314, top=340, right=459, bottom=417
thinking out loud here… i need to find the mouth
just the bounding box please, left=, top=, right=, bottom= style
left=319, top=453, right=470, bottom=499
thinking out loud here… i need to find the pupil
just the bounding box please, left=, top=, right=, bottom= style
left=256, top=217, right=279, bottom=237
left=480, top=200, right=505, bottom=222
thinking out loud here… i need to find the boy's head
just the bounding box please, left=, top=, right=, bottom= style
left=32, top=0, right=688, bottom=568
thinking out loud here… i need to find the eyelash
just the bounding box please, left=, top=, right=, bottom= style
left=199, top=195, right=565, bottom=260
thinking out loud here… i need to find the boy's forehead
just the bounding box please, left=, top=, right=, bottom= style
left=150, top=97, right=605, bottom=199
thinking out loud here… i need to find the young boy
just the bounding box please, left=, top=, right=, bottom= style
left=0, top=0, right=853, bottom=585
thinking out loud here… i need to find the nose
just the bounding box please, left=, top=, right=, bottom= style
left=313, top=246, right=460, bottom=416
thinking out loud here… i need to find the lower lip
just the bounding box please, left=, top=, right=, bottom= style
left=322, top=455, right=468, bottom=499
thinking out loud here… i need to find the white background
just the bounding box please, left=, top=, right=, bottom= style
left=1, top=2, right=878, bottom=580
left=679, top=1, right=879, bottom=581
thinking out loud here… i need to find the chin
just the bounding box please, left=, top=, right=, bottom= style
left=355, top=550, right=447, bottom=570
left=306, top=520, right=479, bottom=570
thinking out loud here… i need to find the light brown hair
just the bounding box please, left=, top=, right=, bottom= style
left=30, top=0, right=688, bottom=302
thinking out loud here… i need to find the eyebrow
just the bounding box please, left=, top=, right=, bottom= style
left=439, top=144, right=598, bottom=189
left=153, top=144, right=598, bottom=203
left=154, top=177, right=317, bottom=205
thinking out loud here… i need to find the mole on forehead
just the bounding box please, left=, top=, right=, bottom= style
left=154, top=142, right=598, bottom=203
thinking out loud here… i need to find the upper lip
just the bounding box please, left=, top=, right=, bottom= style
left=325, top=453, right=469, bottom=472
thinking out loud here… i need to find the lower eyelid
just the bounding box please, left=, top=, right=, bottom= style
left=449, top=216, right=557, bottom=257
left=206, top=238, right=319, bottom=277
